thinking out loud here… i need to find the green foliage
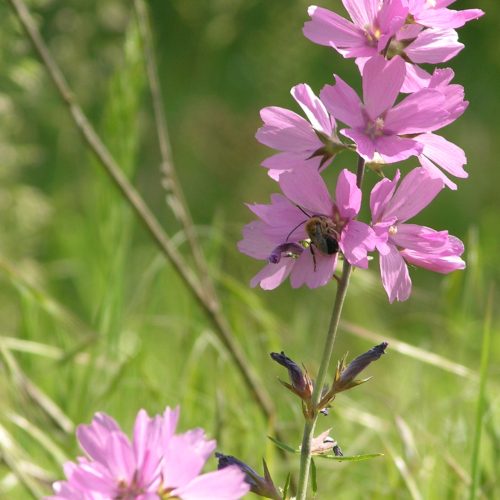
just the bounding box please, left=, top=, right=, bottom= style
left=0, top=0, right=499, bottom=498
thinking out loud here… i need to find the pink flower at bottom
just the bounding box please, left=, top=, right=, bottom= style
left=370, top=167, right=465, bottom=302
left=238, top=166, right=376, bottom=289
left=46, top=407, right=249, bottom=500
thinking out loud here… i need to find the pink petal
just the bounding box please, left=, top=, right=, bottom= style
left=415, top=133, right=467, bottom=178
left=238, top=221, right=277, bottom=260
left=303, top=5, right=366, bottom=49
left=363, top=56, right=405, bottom=119
left=428, top=67, right=455, bottom=87
left=377, top=0, right=409, bottom=39
left=133, top=411, right=163, bottom=486
left=340, top=220, right=376, bottom=268
left=290, top=251, right=335, bottom=288
left=401, top=234, right=465, bottom=273
left=320, top=76, right=364, bottom=128
left=418, top=155, right=457, bottom=190
left=70, top=461, right=116, bottom=495
left=161, top=406, right=180, bottom=443
left=401, top=63, right=432, bottom=93
left=279, top=166, right=333, bottom=215
left=171, top=467, right=250, bottom=500
left=383, top=168, right=444, bottom=223
left=76, top=414, right=122, bottom=465
left=416, top=7, right=484, bottom=29
left=105, top=432, right=135, bottom=483
left=391, top=224, right=449, bottom=252
left=370, top=171, right=400, bottom=223
left=247, top=194, right=306, bottom=234
left=342, top=0, right=378, bottom=27
left=256, top=107, right=320, bottom=152
left=162, top=433, right=214, bottom=489
left=405, top=28, right=464, bottom=64
left=261, top=152, right=323, bottom=180
left=335, top=168, right=361, bottom=219
left=340, top=128, right=376, bottom=161
left=291, top=83, right=334, bottom=135
left=380, top=244, right=412, bottom=303
left=250, top=261, right=294, bottom=290
left=375, top=135, right=423, bottom=163
left=385, top=89, right=448, bottom=134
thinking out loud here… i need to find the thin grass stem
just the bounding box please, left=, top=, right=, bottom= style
left=6, top=0, right=276, bottom=430
left=469, top=286, right=494, bottom=500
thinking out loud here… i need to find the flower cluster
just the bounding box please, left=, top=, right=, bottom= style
left=239, top=0, right=482, bottom=302
left=47, top=407, right=249, bottom=500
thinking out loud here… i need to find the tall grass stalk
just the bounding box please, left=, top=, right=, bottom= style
left=469, top=287, right=493, bottom=500
left=5, top=0, right=277, bottom=428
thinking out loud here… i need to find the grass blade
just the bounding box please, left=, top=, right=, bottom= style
left=469, top=287, right=494, bottom=500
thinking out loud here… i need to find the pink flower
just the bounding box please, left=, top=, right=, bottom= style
left=238, top=167, right=376, bottom=289
left=320, top=55, right=454, bottom=164
left=303, top=1, right=409, bottom=59
left=414, top=67, right=468, bottom=189
left=303, top=2, right=480, bottom=91
left=405, top=0, right=484, bottom=30
left=256, top=83, right=341, bottom=180
left=370, top=168, right=465, bottom=302
left=46, top=407, right=249, bottom=500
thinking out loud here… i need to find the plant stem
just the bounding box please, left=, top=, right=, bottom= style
left=296, top=156, right=365, bottom=500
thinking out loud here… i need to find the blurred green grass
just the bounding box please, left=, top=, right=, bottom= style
left=0, top=0, right=498, bottom=498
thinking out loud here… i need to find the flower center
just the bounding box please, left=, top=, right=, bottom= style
left=365, top=116, right=385, bottom=139
left=388, top=225, right=398, bottom=236
left=364, top=24, right=381, bottom=46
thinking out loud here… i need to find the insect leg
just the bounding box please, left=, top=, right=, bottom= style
left=310, top=245, right=317, bottom=272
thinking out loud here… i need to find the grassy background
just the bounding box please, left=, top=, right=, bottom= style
left=0, top=0, right=498, bottom=498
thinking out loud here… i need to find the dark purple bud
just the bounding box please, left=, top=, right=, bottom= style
left=216, top=453, right=281, bottom=500
left=268, top=242, right=303, bottom=264
left=270, top=351, right=309, bottom=395
left=335, top=342, right=388, bottom=392
left=333, top=444, right=343, bottom=457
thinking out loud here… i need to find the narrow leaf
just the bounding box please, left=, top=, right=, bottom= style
left=268, top=436, right=297, bottom=454
left=311, top=458, right=318, bottom=494
left=314, top=452, right=384, bottom=462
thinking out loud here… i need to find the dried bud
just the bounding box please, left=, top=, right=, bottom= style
left=216, top=453, right=281, bottom=500
left=270, top=351, right=313, bottom=401
left=311, top=428, right=337, bottom=455
left=334, top=342, right=388, bottom=393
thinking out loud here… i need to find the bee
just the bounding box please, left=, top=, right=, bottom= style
left=305, top=216, right=339, bottom=256
left=286, top=208, right=339, bottom=271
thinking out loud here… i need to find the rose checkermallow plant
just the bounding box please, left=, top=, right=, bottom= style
left=46, top=407, right=249, bottom=500
left=237, top=2, right=482, bottom=499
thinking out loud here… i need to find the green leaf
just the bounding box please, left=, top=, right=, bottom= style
left=315, top=452, right=384, bottom=462
left=268, top=435, right=298, bottom=454
left=311, top=458, right=318, bottom=494
left=282, top=472, right=291, bottom=500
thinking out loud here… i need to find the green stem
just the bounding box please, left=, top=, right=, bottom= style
left=296, top=156, right=365, bottom=500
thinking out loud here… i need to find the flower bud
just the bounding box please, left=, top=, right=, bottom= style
left=270, top=351, right=313, bottom=401
left=216, top=453, right=281, bottom=500
left=334, top=342, right=388, bottom=393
